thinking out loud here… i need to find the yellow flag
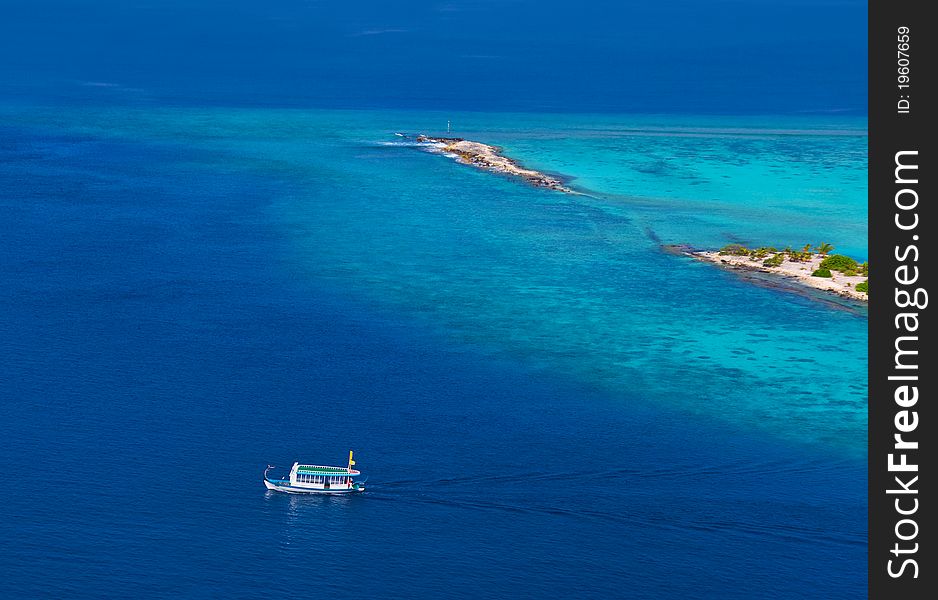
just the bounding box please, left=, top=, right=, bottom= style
left=349, top=450, right=356, bottom=466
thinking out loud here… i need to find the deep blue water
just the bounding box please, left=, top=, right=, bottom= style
left=0, top=106, right=866, bottom=598
left=1, top=0, right=866, bottom=115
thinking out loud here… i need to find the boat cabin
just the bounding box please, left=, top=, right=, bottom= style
left=289, top=462, right=360, bottom=491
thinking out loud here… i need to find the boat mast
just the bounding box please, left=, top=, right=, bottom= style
left=347, top=450, right=356, bottom=473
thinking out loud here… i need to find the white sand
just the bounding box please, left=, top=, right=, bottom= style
left=692, top=251, right=868, bottom=302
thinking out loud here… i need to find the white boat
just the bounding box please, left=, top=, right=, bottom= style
left=263, top=451, right=365, bottom=494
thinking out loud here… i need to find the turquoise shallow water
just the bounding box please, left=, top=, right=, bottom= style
left=492, top=116, right=868, bottom=261
left=6, top=105, right=868, bottom=450
left=1, top=105, right=867, bottom=597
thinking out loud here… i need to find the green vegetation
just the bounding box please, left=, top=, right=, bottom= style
left=784, top=245, right=814, bottom=262
left=707, top=241, right=869, bottom=298
left=719, top=244, right=751, bottom=256
left=706, top=241, right=869, bottom=298
left=717, top=244, right=866, bottom=271
left=747, top=246, right=778, bottom=260
left=716, top=243, right=841, bottom=263
left=819, top=254, right=859, bottom=274
left=762, top=254, right=784, bottom=267
left=717, top=245, right=787, bottom=266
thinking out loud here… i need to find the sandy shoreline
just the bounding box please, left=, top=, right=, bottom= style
left=689, top=250, right=868, bottom=302
left=415, top=135, right=573, bottom=193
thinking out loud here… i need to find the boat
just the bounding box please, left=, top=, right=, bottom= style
left=263, top=450, right=365, bottom=494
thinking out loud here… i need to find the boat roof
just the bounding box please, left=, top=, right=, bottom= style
left=295, top=464, right=359, bottom=475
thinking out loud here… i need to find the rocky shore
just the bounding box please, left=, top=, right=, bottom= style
left=415, top=135, right=573, bottom=193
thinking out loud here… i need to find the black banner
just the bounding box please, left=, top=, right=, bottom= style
left=869, top=0, right=933, bottom=596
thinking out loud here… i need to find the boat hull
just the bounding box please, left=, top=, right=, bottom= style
left=264, top=479, right=365, bottom=494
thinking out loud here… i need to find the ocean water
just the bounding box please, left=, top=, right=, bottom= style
left=0, top=105, right=866, bottom=598
left=1, top=1, right=867, bottom=116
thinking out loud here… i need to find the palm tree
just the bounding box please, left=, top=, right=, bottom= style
left=815, top=242, right=834, bottom=255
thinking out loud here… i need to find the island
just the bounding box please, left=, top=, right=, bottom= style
left=415, top=135, right=574, bottom=193
left=685, top=244, right=869, bottom=302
